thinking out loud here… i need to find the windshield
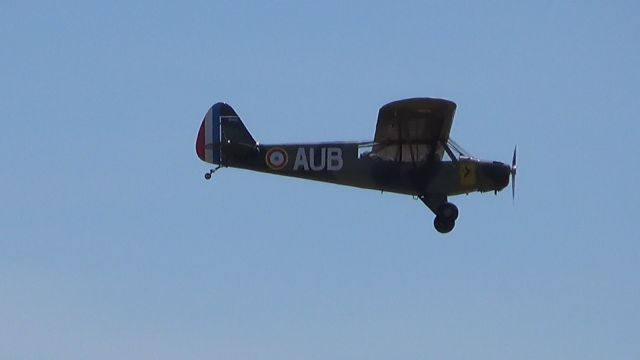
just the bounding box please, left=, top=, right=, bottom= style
left=446, top=138, right=475, bottom=160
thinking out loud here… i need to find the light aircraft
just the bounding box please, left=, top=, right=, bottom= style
left=195, top=98, right=516, bottom=233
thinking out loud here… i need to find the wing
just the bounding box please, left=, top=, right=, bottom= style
left=371, top=98, right=457, bottom=162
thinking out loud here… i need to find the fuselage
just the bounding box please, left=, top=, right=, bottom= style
left=200, top=141, right=510, bottom=197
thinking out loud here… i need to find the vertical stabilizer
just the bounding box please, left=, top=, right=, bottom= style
left=196, top=103, right=256, bottom=165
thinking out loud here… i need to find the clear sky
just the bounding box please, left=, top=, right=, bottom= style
left=1, top=1, right=639, bottom=359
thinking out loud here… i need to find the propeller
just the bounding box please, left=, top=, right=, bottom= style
left=511, top=146, right=517, bottom=200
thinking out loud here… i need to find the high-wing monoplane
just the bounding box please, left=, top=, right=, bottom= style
left=196, top=98, right=516, bottom=233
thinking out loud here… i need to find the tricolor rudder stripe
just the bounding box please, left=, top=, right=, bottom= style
left=195, top=104, right=222, bottom=164
left=204, top=107, right=214, bottom=162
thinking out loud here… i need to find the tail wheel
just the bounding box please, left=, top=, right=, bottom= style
left=434, top=217, right=455, bottom=234
left=437, top=202, right=459, bottom=221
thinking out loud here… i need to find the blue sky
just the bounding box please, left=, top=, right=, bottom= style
left=1, top=1, right=639, bottom=359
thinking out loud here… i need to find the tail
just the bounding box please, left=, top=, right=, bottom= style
left=195, top=103, right=257, bottom=164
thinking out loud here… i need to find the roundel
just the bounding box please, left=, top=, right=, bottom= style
left=265, top=148, right=288, bottom=170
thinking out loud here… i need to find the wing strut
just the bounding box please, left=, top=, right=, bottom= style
left=440, top=139, right=458, bottom=162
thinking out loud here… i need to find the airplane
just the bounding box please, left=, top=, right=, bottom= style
left=195, top=98, right=516, bottom=233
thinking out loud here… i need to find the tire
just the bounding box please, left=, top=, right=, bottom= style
left=437, top=203, right=459, bottom=221
left=434, top=217, right=455, bottom=234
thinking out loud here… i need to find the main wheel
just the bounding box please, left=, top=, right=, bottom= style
left=434, top=217, right=455, bottom=234
left=204, top=172, right=212, bottom=180
left=437, top=202, right=459, bottom=221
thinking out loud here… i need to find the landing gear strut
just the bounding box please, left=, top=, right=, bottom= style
left=204, top=165, right=222, bottom=180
